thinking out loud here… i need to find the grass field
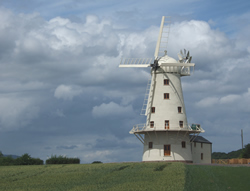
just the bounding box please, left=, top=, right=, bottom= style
left=0, top=162, right=249, bottom=191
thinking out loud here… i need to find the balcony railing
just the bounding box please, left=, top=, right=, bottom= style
left=129, top=123, right=204, bottom=134
left=180, top=66, right=190, bottom=76
left=188, top=124, right=204, bottom=132
left=129, top=124, right=146, bottom=134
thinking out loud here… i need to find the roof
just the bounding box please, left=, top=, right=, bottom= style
left=189, top=135, right=212, bottom=144
left=158, top=55, right=177, bottom=65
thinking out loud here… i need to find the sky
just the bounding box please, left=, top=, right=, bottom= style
left=0, top=0, right=250, bottom=163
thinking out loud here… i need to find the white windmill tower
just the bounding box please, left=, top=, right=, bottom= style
left=119, top=16, right=204, bottom=162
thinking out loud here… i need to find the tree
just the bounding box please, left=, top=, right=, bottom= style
left=242, top=144, right=250, bottom=158
left=15, top=153, right=32, bottom=165
left=14, top=153, right=43, bottom=165
left=0, top=151, right=3, bottom=158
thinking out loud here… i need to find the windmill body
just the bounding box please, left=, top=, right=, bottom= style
left=141, top=55, right=193, bottom=162
left=120, top=16, right=204, bottom=162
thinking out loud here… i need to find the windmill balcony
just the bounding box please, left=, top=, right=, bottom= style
left=160, top=65, right=191, bottom=76
left=180, top=66, right=191, bottom=76
left=189, top=124, right=204, bottom=132
left=129, top=124, right=146, bottom=134
left=129, top=123, right=204, bottom=134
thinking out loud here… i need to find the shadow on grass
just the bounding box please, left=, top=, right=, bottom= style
left=154, top=163, right=170, bottom=171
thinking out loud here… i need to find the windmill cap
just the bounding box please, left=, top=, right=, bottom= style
left=158, top=55, right=177, bottom=66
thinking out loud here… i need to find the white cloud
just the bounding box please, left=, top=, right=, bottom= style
left=168, top=20, right=236, bottom=63
left=119, top=25, right=158, bottom=58
left=195, top=88, right=250, bottom=113
left=220, top=94, right=241, bottom=104
left=54, top=84, right=83, bottom=100
left=92, top=102, right=134, bottom=118
left=0, top=96, right=39, bottom=131
left=195, top=97, right=219, bottom=108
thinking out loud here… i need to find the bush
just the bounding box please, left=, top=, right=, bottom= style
left=46, top=155, right=80, bottom=164
left=0, top=156, right=15, bottom=166
left=92, top=161, right=103, bottom=164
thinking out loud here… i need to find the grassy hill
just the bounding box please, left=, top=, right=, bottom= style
left=0, top=162, right=249, bottom=191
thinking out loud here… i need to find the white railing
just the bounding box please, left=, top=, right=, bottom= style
left=129, top=124, right=146, bottom=134
left=188, top=124, right=205, bottom=132
left=129, top=123, right=205, bottom=134
left=180, top=66, right=190, bottom=76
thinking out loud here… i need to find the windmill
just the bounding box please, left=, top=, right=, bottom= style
left=119, top=16, right=204, bottom=162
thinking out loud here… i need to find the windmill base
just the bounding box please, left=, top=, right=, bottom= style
left=142, top=131, right=193, bottom=162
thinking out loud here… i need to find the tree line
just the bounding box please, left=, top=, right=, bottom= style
left=1, top=143, right=250, bottom=165
left=212, top=143, right=250, bottom=159
left=0, top=152, right=80, bottom=166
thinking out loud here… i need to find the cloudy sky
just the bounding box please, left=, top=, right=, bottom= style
left=0, top=0, right=249, bottom=163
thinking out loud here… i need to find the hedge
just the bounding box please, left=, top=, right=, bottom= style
left=46, top=155, right=80, bottom=164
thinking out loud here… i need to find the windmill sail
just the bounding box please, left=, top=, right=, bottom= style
left=140, top=78, right=152, bottom=115
left=119, top=58, right=152, bottom=67
left=145, top=70, right=157, bottom=125
left=154, top=16, right=171, bottom=59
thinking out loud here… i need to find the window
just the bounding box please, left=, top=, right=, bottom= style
left=182, top=141, right=186, bottom=148
left=151, top=107, right=155, bottom=113
left=179, top=121, right=183, bottom=128
left=164, top=145, right=171, bottom=156
left=164, top=79, right=169, bottom=85
left=165, top=120, right=169, bottom=129
left=201, top=143, right=203, bottom=148
left=149, top=142, right=153, bottom=149
left=150, top=121, right=154, bottom=128
left=201, top=153, right=203, bottom=160
left=178, top=106, right=182, bottom=113
left=164, top=93, right=170, bottom=99
left=194, top=142, right=196, bottom=147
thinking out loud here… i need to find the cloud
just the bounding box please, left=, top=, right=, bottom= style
left=93, top=136, right=140, bottom=149
left=168, top=20, right=238, bottom=66
left=83, top=150, right=113, bottom=162
left=54, top=84, right=83, bottom=100
left=92, top=102, right=134, bottom=118
left=54, top=109, right=65, bottom=117
left=195, top=97, right=219, bottom=108
left=195, top=88, right=250, bottom=110
left=220, top=94, right=241, bottom=104
left=0, top=96, right=39, bottom=131
left=56, top=145, right=78, bottom=150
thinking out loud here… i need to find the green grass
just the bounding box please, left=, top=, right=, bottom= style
left=185, top=165, right=250, bottom=191
left=0, top=162, right=249, bottom=191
